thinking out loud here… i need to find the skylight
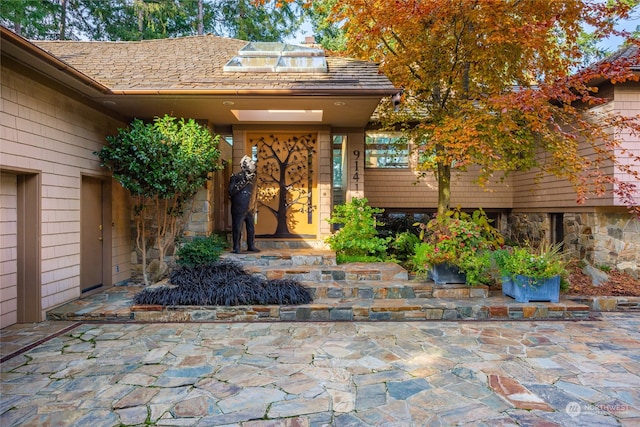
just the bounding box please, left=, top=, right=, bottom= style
left=224, top=42, right=327, bottom=73
left=231, top=110, right=323, bottom=122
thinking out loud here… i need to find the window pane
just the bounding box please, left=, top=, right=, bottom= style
left=365, top=132, right=409, bottom=168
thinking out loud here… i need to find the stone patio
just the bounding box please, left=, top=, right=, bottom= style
left=46, top=250, right=639, bottom=323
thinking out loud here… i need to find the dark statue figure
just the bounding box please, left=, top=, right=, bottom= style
left=229, top=155, right=260, bottom=253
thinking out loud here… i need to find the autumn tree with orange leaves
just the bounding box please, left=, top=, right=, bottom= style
left=313, top=0, right=640, bottom=217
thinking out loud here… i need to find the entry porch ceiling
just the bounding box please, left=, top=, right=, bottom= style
left=96, top=94, right=382, bottom=127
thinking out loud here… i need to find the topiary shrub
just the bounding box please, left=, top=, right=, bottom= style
left=175, top=234, right=228, bottom=267
left=96, top=115, right=222, bottom=285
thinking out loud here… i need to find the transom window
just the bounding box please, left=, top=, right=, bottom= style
left=365, top=132, right=409, bottom=168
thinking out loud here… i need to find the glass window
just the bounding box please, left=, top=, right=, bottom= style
left=224, top=42, right=327, bottom=73
left=365, top=132, right=409, bottom=168
left=332, top=135, right=345, bottom=185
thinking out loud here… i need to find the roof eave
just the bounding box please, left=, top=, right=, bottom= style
left=1, top=26, right=111, bottom=94
left=107, top=88, right=400, bottom=96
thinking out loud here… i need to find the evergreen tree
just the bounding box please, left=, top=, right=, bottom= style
left=1, top=0, right=305, bottom=41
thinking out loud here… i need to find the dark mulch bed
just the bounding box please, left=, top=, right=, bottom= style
left=133, top=260, right=312, bottom=306
left=566, top=263, right=640, bottom=297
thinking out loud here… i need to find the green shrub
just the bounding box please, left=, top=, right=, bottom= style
left=96, top=115, right=222, bottom=284
left=413, top=242, right=493, bottom=286
left=337, top=254, right=384, bottom=264
left=412, top=208, right=502, bottom=285
left=175, top=234, right=228, bottom=267
left=325, top=197, right=390, bottom=262
left=388, top=231, right=421, bottom=269
left=493, top=242, right=567, bottom=282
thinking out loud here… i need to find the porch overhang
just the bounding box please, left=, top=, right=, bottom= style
left=92, top=92, right=395, bottom=128
left=2, top=26, right=399, bottom=128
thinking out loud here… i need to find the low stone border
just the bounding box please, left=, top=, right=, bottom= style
left=131, top=299, right=592, bottom=322
left=566, top=296, right=640, bottom=311
left=307, top=283, right=489, bottom=300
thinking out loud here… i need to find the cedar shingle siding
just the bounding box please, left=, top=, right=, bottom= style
left=1, top=60, right=130, bottom=327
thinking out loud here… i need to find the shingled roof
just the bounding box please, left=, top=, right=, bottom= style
left=33, top=35, right=396, bottom=94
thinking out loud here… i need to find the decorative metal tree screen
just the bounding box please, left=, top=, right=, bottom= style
left=249, top=133, right=317, bottom=238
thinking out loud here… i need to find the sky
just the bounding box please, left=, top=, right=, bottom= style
left=596, top=8, right=639, bottom=51
left=287, top=7, right=639, bottom=52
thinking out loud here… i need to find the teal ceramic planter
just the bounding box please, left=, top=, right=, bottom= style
left=502, top=274, right=560, bottom=303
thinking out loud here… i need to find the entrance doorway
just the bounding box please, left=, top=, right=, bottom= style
left=80, top=176, right=106, bottom=293
left=248, top=132, right=319, bottom=238
left=0, top=171, right=41, bottom=326
left=16, top=173, right=41, bottom=322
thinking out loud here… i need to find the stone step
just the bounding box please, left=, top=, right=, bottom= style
left=252, top=239, right=327, bottom=250
left=245, top=263, right=409, bottom=283
left=129, top=297, right=592, bottom=323
left=44, top=282, right=600, bottom=323
left=221, top=249, right=336, bottom=268
left=306, top=281, right=488, bottom=300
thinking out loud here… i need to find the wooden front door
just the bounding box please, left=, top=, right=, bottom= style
left=248, top=132, right=318, bottom=238
left=80, top=176, right=104, bottom=292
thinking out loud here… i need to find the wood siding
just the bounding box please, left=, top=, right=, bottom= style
left=613, top=83, right=640, bottom=206
left=512, top=81, right=639, bottom=210
left=1, top=62, right=128, bottom=323
left=0, top=173, right=18, bottom=327
left=364, top=167, right=513, bottom=210
left=363, top=81, right=638, bottom=213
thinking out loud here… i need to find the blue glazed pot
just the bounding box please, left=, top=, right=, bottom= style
left=430, top=263, right=467, bottom=285
left=502, top=275, right=560, bottom=303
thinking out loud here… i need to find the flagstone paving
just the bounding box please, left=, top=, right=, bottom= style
left=1, top=313, right=639, bottom=426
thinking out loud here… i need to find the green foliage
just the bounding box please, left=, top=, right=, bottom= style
left=597, top=264, right=612, bottom=272
left=459, top=251, right=494, bottom=286
left=412, top=209, right=503, bottom=286
left=325, top=197, right=390, bottom=262
left=305, top=0, right=347, bottom=51
left=98, top=115, right=221, bottom=212
left=336, top=254, right=384, bottom=264
left=96, top=114, right=221, bottom=284
left=412, top=243, right=434, bottom=277
left=0, top=0, right=59, bottom=39
left=493, top=242, right=567, bottom=283
left=388, top=231, right=421, bottom=269
left=413, top=243, right=493, bottom=286
left=417, top=208, right=503, bottom=248
left=175, top=234, right=228, bottom=267
left=221, top=0, right=303, bottom=42
left=1, top=0, right=306, bottom=42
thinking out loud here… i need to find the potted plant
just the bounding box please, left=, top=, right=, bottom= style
left=494, top=242, right=567, bottom=302
left=413, top=209, right=503, bottom=286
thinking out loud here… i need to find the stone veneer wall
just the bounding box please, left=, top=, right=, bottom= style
left=506, top=211, right=639, bottom=278
left=129, top=188, right=214, bottom=281
left=182, top=185, right=213, bottom=238
left=589, top=211, right=639, bottom=278
left=505, top=213, right=550, bottom=247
